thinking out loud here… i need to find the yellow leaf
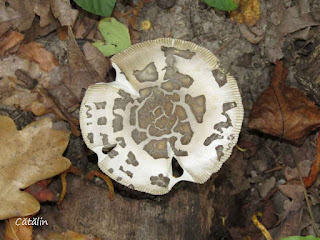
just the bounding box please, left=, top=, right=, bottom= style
left=230, top=0, right=260, bottom=27
left=0, top=116, right=71, bottom=220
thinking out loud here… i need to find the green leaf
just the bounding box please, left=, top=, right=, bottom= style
left=203, top=0, right=238, bottom=11
left=73, top=0, right=116, bottom=17
left=281, top=236, right=320, bottom=240
left=93, top=18, right=131, bottom=57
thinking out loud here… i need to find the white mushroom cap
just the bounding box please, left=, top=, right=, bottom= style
left=80, top=38, right=244, bottom=195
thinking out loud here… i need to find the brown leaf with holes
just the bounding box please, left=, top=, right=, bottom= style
left=248, top=60, right=320, bottom=144
left=18, top=42, right=59, bottom=72
left=0, top=116, right=71, bottom=220
left=4, top=217, right=33, bottom=240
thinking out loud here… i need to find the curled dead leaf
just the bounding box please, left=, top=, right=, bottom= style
left=0, top=116, right=71, bottom=220
left=248, top=60, right=320, bottom=144
left=0, top=30, right=24, bottom=56
left=18, top=42, right=59, bottom=72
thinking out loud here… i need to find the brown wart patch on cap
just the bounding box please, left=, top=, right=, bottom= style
left=169, top=137, right=188, bottom=156
left=161, top=55, right=194, bottom=92
left=150, top=173, right=170, bottom=187
left=143, top=139, right=169, bottom=159
left=133, top=62, right=159, bottom=83
left=149, top=123, right=172, bottom=137
left=100, top=133, right=110, bottom=146
left=223, top=102, right=237, bottom=112
left=119, top=166, right=133, bottom=178
left=130, top=105, right=138, bottom=126
left=185, top=94, right=206, bottom=123
left=204, top=133, right=223, bottom=146
left=137, top=88, right=153, bottom=103
left=113, top=90, right=134, bottom=111
left=173, top=121, right=193, bottom=145
left=97, top=117, right=107, bottom=125
left=116, top=177, right=122, bottom=181
left=161, top=46, right=196, bottom=59
left=132, top=129, right=148, bottom=144
left=108, top=149, right=119, bottom=158
left=212, top=69, right=227, bottom=88
left=215, top=145, right=224, bottom=161
left=175, top=105, right=187, bottom=120
left=87, top=133, right=94, bottom=143
left=94, top=101, right=107, bottom=110
left=113, top=113, right=124, bottom=132
left=126, top=151, right=139, bottom=166
left=214, top=102, right=237, bottom=133
left=116, top=137, right=126, bottom=148
left=85, top=105, right=92, bottom=118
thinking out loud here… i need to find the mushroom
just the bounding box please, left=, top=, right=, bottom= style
left=80, top=38, right=243, bottom=195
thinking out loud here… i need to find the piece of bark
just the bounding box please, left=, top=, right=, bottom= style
left=295, top=42, right=320, bottom=105
left=34, top=176, right=216, bottom=240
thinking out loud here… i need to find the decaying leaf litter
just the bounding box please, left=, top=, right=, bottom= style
left=0, top=0, right=320, bottom=239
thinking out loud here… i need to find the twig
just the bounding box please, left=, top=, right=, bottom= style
left=293, top=156, right=320, bottom=236
left=252, top=213, right=273, bottom=240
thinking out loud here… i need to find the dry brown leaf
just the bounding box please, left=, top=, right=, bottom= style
left=273, top=208, right=304, bottom=238
left=278, top=5, right=318, bottom=36
left=47, top=27, right=104, bottom=109
left=248, top=60, right=320, bottom=144
left=48, top=230, right=101, bottom=240
left=230, top=0, right=261, bottom=27
left=0, top=116, right=71, bottom=220
left=0, top=55, right=50, bottom=112
left=264, top=1, right=318, bottom=63
left=4, top=217, right=33, bottom=240
left=0, top=31, right=24, bottom=56
left=33, top=88, right=81, bottom=136
left=5, top=0, right=35, bottom=32
left=73, top=15, right=101, bottom=40
left=50, top=0, right=79, bottom=27
left=64, top=27, right=105, bottom=99
left=83, top=42, right=110, bottom=79
left=33, top=0, right=56, bottom=27
left=1, top=87, right=38, bottom=111
left=18, top=42, right=59, bottom=72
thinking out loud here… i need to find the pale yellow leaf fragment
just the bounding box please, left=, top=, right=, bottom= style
left=0, top=116, right=71, bottom=220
